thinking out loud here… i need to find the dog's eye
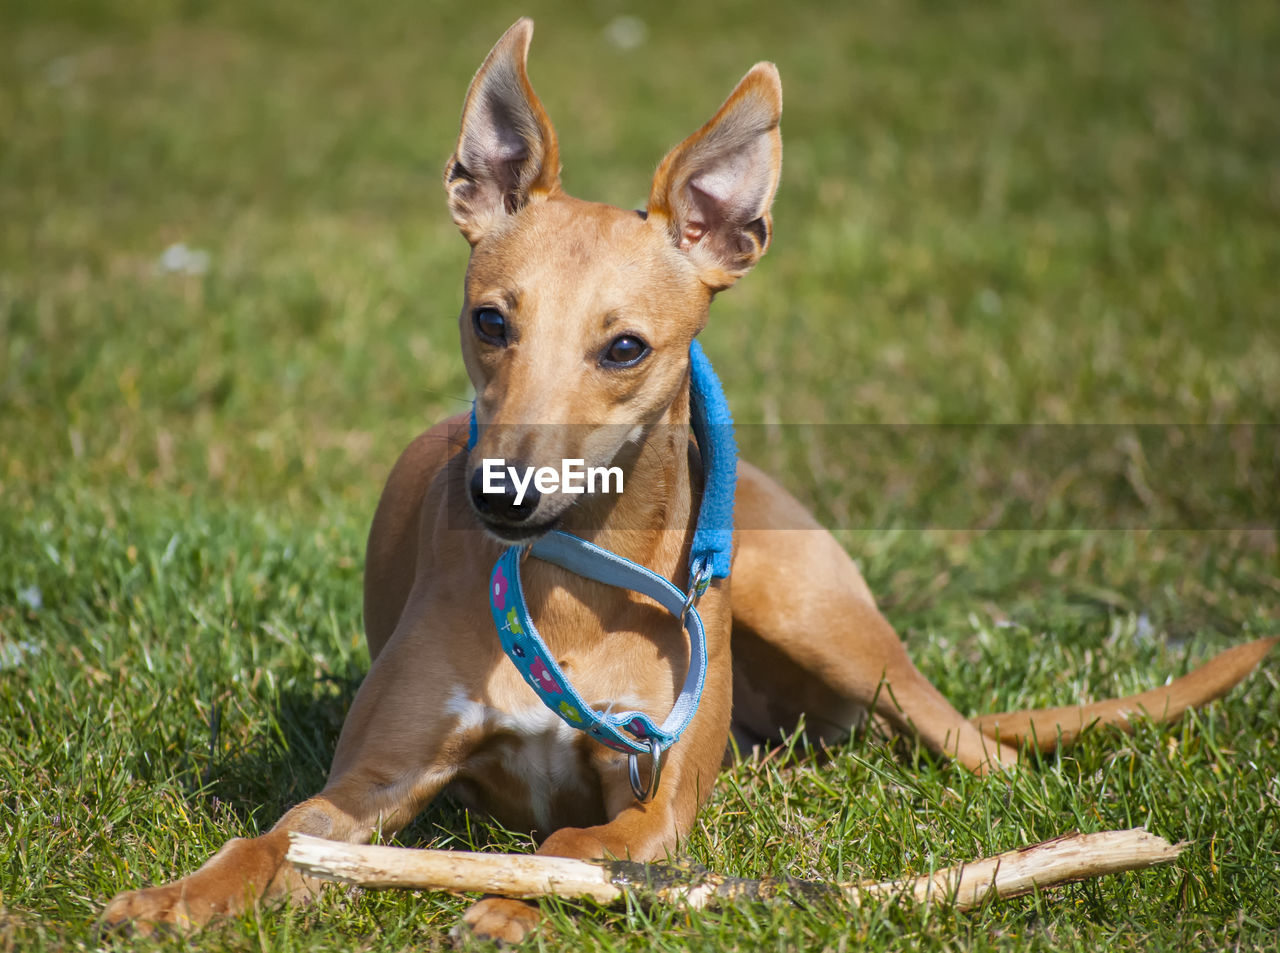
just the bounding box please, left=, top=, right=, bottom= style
left=473, top=308, right=508, bottom=345
left=601, top=335, right=649, bottom=368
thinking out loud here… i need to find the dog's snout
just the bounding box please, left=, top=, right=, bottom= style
left=469, top=462, right=542, bottom=523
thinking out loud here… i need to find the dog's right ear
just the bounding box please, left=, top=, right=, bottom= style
left=444, top=19, right=561, bottom=245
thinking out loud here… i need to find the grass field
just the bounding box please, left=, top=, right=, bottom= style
left=3, top=0, right=1279, bottom=949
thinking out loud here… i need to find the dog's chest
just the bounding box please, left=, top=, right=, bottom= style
left=439, top=586, right=686, bottom=834
left=442, top=671, right=657, bottom=835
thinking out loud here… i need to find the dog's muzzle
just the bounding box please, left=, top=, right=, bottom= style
left=469, top=461, right=541, bottom=523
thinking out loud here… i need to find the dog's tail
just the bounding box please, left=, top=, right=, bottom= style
left=971, top=636, right=1278, bottom=752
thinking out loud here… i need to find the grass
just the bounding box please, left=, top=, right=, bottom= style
left=2, top=0, right=1279, bottom=949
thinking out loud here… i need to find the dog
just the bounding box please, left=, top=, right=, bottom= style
left=103, top=18, right=1277, bottom=944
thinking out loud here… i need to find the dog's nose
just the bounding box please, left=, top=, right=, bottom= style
left=469, top=462, right=542, bottom=523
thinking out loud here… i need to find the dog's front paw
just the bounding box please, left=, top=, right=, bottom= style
left=99, top=882, right=209, bottom=937
left=452, top=897, right=542, bottom=947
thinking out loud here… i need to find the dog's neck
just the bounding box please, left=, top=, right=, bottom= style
left=556, top=384, right=697, bottom=579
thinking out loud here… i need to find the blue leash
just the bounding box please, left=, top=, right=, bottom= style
left=470, top=340, right=737, bottom=801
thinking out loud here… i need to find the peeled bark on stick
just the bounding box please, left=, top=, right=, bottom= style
left=287, top=828, right=1185, bottom=911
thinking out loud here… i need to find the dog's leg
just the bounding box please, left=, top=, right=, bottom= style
left=101, top=620, right=465, bottom=935
left=459, top=600, right=735, bottom=944
left=732, top=462, right=1276, bottom=767
left=731, top=462, right=1019, bottom=772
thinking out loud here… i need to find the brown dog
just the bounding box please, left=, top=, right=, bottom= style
left=103, top=19, right=1276, bottom=944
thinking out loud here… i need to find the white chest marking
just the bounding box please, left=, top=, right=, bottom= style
left=444, top=688, right=602, bottom=831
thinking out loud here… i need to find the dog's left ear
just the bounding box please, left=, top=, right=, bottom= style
left=647, top=63, right=782, bottom=291
left=445, top=19, right=561, bottom=245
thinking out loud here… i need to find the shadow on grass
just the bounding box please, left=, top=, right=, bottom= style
left=187, top=661, right=514, bottom=853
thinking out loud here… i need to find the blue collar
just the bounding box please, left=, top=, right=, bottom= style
left=469, top=340, right=737, bottom=800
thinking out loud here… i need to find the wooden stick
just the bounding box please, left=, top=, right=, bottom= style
left=287, top=827, right=1186, bottom=911
left=852, top=829, right=1186, bottom=909
left=287, top=837, right=622, bottom=903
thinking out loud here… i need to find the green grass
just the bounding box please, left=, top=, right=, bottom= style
left=3, top=0, right=1279, bottom=949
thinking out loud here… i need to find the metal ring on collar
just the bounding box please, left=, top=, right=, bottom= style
left=628, top=738, right=663, bottom=803
left=681, top=563, right=711, bottom=622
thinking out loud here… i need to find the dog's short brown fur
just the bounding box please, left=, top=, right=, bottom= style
left=103, top=20, right=1276, bottom=944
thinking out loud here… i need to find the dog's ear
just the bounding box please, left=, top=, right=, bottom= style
left=445, top=19, right=561, bottom=245
left=647, top=63, right=782, bottom=291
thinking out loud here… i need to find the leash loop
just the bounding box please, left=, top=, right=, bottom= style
left=628, top=738, right=663, bottom=803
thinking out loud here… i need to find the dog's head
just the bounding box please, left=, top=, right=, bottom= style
left=446, top=19, right=781, bottom=542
